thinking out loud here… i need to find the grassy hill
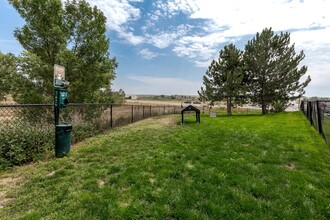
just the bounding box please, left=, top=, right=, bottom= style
left=1, top=112, right=330, bottom=219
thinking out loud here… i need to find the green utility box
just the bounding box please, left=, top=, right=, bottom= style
left=54, top=87, right=69, bottom=108
left=55, top=124, right=72, bottom=157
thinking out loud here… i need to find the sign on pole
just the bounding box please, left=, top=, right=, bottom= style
left=54, top=64, right=65, bottom=87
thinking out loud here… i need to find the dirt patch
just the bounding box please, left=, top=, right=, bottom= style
left=126, top=115, right=178, bottom=132
left=149, top=178, right=156, bottom=184
left=285, top=162, right=296, bottom=170
left=0, top=176, right=23, bottom=209
left=157, top=117, right=175, bottom=126
left=0, top=177, right=21, bottom=186
left=118, top=199, right=131, bottom=208
left=0, top=198, right=13, bottom=209
left=98, top=179, right=105, bottom=188
left=47, top=171, right=56, bottom=177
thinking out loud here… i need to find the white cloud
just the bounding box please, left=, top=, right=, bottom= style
left=289, top=26, right=330, bottom=96
left=291, top=27, right=330, bottom=50
left=86, top=0, right=144, bottom=45
left=86, top=0, right=330, bottom=54
left=147, top=32, right=178, bottom=49
left=194, top=60, right=212, bottom=68
left=138, top=48, right=159, bottom=60
left=165, top=0, right=199, bottom=17
left=147, top=24, right=191, bottom=49
left=190, top=0, right=330, bottom=36
left=89, top=0, right=330, bottom=96
left=152, top=0, right=198, bottom=18
left=172, top=0, right=330, bottom=68
left=173, top=42, right=216, bottom=60
left=87, top=0, right=140, bottom=31
left=172, top=32, right=228, bottom=66
left=117, top=31, right=144, bottom=45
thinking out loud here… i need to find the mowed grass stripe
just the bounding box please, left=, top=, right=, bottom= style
left=1, top=112, right=330, bottom=219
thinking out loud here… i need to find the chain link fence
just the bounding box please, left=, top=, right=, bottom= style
left=300, top=100, right=330, bottom=145
left=0, top=103, right=182, bottom=168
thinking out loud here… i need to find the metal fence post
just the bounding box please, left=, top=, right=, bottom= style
left=143, top=106, right=145, bottom=118
left=110, top=104, right=113, bottom=128
left=54, top=106, right=59, bottom=125
left=131, top=105, right=134, bottom=123
left=316, top=101, right=324, bottom=138
left=307, top=101, right=312, bottom=125
left=150, top=106, right=152, bottom=117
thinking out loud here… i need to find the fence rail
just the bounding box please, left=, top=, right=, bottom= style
left=0, top=103, right=182, bottom=168
left=300, top=100, right=330, bottom=145
left=0, top=103, right=182, bottom=139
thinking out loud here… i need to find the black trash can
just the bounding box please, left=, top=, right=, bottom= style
left=55, top=124, right=72, bottom=157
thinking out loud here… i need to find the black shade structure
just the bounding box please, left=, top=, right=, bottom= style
left=181, top=105, right=201, bottom=124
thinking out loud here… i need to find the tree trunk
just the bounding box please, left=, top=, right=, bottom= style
left=226, top=97, right=232, bottom=115
left=261, top=95, right=268, bottom=114
left=262, top=102, right=268, bottom=114
left=261, top=75, right=268, bottom=114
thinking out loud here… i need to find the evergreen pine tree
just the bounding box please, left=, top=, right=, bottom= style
left=199, top=44, right=245, bottom=115
left=244, top=28, right=311, bottom=114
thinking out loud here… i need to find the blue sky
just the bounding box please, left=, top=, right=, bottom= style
left=1, top=0, right=330, bottom=96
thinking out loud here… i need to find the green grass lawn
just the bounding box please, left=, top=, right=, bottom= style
left=1, top=112, right=330, bottom=219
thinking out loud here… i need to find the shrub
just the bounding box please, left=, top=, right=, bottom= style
left=0, top=123, right=53, bottom=170
left=71, top=122, right=98, bottom=144
left=114, top=116, right=131, bottom=127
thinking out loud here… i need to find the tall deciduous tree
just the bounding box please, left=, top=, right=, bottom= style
left=13, top=51, right=52, bottom=103
left=0, top=52, right=17, bottom=101
left=61, top=0, right=117, bottom=102
left=199, top=44, right=245, bottom=115
left=244, top=28, right=311, bottom=114
left=9, top=0, right=117, bottom=103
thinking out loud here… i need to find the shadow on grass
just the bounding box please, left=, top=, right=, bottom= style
left=203, top=111, right=296, bottom=118
left=180, top=121, right=201, bottom=125
left=201, top=113, right=262, bottom=118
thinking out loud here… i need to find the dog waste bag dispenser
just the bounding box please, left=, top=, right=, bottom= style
left=54, top=64, right=72, bottom=157
left=55, top=88, right=69, bottom=108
